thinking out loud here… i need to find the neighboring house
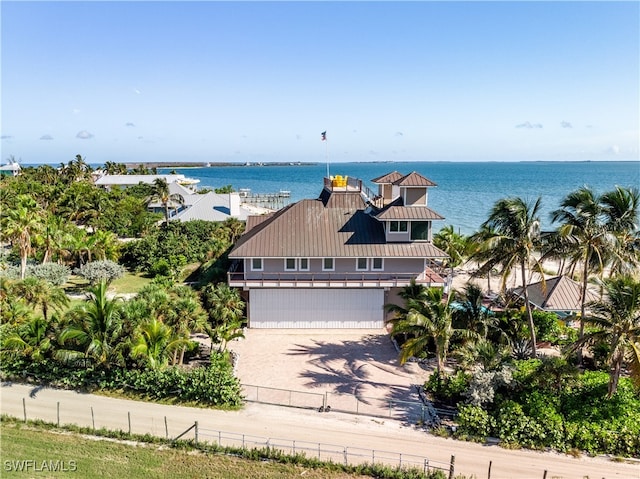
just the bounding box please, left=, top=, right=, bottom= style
left=511, top=275, right=599, bottom=318
left=94, top=173, right=263, bottom=221
left=94, top=173, right=200, bottom=191
left=227, top=172, right=449, bottom=329
left=0, top=162, right=21, bottom=176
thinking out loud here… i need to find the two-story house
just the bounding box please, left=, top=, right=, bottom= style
left=227, top=172, right=448, bottom=328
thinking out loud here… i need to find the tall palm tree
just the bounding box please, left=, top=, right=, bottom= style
left=571, top=275, right=640, bottom=397
left=386, top=284, right=466, bottom=376
left=148, top=178, right=184, bottom=224
left=1, top=195, right=43, bottom=279
left=551, top=187, right=616, bottom=343
left=601, top=186, right=640, bottom=276
left=164, top=285, right=207, bottom=364
left=471, top=197, right=543, bottom=358
left=13, top=277, right=68, bottom=322
left=58, top=281, right=125, bottom=368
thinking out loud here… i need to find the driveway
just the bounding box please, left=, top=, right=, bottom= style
left=228, top=329, right=433, bottom=419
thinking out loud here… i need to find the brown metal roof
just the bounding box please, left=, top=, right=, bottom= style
left=371, top=171, right=403, bottom=184
left=229, top=192, right=448, bottom=259
left=375, top=205, right=444, bottom=221
left=513, top=275, right=599, bottom=311
left=394, top=171, right=437, bottom=187
left=246, top=213, right=274, bottom=232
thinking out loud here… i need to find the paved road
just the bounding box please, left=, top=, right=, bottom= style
left=2, top=383, right=638, bottom=479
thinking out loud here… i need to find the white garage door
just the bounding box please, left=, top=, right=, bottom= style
left=249, top=289, right=384, bottom=328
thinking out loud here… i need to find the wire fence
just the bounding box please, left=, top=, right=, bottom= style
left=12, top=397, right=453, bottom=475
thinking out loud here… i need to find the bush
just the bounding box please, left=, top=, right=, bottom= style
left=455, top=404, right=494, bottom=440
left=424, top=371, right=469, bottom=405
left=30, top=263, right=70, bottom=286
left=74, top=260, right=125, bottom=284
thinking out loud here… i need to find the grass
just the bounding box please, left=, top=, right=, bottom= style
left=109, top=272, right=152, bottom=295
left=0, top=422, right=372, bottom=479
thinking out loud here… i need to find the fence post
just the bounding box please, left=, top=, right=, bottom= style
left=164, top=416, right=168, bottom=439
left=399, top=453, right=403, bottom=468
left=194, top=421, right=198, bottom=445
left=343, top=447, right=348, bottom=466
left=22, top=398, right=26, bottom=422
left=424, top=458, right=429, bottom=473
left=57, top=401, right=60, bottom=427
left=128, top=411, right=131, bottom=435
left=91, top=406, right=95, bottom=430
left=488, top=460, right=492, bottom=479
left=449, top=455, right=455, bottom=479
left=542, top=471, right=547, bottom=479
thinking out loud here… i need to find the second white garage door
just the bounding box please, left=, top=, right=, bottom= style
left=249, top=288, right=384, bottom=328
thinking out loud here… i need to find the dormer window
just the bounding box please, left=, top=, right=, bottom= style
left=390, top=221, right=408, bottom=232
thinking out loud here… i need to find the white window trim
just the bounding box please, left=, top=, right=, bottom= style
left=299, top=258, right=310, bottom=271
left=389, top=220, right=408, bottom=233
left=371, top=258, right=384, bottom=271
left=250, top=258, right=263, bottom=271
left=322, top=257, right=335, bottom=271
left=284, top=258, right=297, bottom=271
left=356, top=258, right=368, bottom=271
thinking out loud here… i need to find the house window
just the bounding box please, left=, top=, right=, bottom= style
left=371, top=258, right=383, bottom=270
left=356, top=258, right=368, bottom=271
left=299, top=258, right=309, bottom=271
left=251, top=258, right=263, bottom=271
left=389, top=221, right=408, bottom=232
left=323, top=258, right=334, bottom=271
left=410, top=221, right=430, bottom=241
left=285, top=258, right=296, bottom=270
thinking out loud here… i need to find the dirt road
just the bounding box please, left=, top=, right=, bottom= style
left=1, top=383, right=637, bottom=479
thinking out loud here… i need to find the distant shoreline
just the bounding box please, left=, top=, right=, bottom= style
left=125, top=162, right=319, bottom=169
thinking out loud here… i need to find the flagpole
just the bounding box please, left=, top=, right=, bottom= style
left=321, top=131, right=329, bottom=178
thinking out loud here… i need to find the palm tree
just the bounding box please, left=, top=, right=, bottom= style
left=1, top=195, right=43, bottom=279
left=433, top=225, right=468, bottom=271
left=386, top=284, right=467, bottom=377
left=164, top=285, right=207, bottom=364
left=58, top=281, right=125, bottom=368
left=2, top=315, right=54, bottom=361
left=13, top=277, right=68, bottom=322
left=471, top=197, right=544, bottom=358
left=600, top=186, right=640, bottom=276
left=571, top=275, right=640, bottom=397
left=551, top=187, right=616, bottom=343
left=201, top=283, right=246, bottom=352
left=131, top=318, right=189, bottom=369
left=148, top=178, right=184, bottom=224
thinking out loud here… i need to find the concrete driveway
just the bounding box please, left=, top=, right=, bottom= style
left=228, top=329, right=433, bottom=418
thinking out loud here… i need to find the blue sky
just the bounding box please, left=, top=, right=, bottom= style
left=2, top=1, right=639, bottom=164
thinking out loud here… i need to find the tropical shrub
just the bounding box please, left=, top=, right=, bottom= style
left=29, top=263, right=70, bottom=286
left=74, top=260, right=125, bottom=284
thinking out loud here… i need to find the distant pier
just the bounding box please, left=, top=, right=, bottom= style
left=239, top=189, right=291, bottom=210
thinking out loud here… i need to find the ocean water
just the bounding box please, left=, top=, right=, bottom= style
left=159, top=161, right=639, bottom=235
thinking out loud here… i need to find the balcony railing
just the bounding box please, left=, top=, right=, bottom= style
left=228, top=270, right=445, bottom=288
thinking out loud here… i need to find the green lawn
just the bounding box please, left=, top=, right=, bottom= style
left=1, top=423, right=370, bottom=479
left=109, top=272, right=152, bottom=295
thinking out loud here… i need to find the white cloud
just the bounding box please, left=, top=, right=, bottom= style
left=395, top=131, right=404, bottom=137
left=1, top=135, right=13, bottom=140
left=40, top=134, right=54, bottom=140
left=608, top=145, right=620, bottom=155
left=561, top=121, right=573, bottom=128
left=125, top=122, right=136, bottom=127
left=516, top=121, right=543, bottom=129
left=76, top=130, right=94, bottom=139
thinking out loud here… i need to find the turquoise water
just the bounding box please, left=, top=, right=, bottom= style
left=160, top=161, right=639, bottom=235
